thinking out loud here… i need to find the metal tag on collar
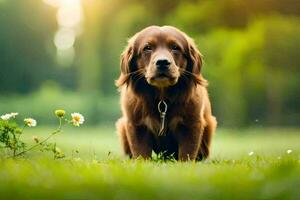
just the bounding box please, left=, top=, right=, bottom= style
left=158, top=100, right=168, bottom=136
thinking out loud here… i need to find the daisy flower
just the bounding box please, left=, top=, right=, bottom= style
left=1, top=114, right=12, bottom=120
left=10, top=112, right=19, bottom=118
left=71, top=113, right=84, bottom=127
left=248, top=151, right=254, bottom=156
left=24, top=118, right=37, bottom=127
left=1, top=112, right=19, bottom=120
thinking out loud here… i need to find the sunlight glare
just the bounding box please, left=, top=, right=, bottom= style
left=43, top=0, right=61, bottom=7
left=57, top=5, right=82, bottom=28
left=54, top=28, right=76, bottom=50
left=60, top=0, right=81, bottom=7
left=44, top=0, right=83, bottom=67
left=43, top=0, right=81, bottom=7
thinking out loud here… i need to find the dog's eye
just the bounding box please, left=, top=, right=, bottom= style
left=171, top=44, right=180, bottom=52
left=143, top=45, right=152, bottom=52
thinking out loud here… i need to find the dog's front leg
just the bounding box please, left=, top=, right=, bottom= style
left=126, top=123, right=152, bottom=159
left=177, top=125, right=203, bottom=161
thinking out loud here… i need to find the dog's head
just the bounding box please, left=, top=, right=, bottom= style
left=116, top=26, right=204, bottom=88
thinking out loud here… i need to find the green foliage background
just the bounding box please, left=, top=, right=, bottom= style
left=0, top=0, right=299, bottom=127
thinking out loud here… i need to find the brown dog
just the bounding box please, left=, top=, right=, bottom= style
left=116, top=26, right=217, bottom=161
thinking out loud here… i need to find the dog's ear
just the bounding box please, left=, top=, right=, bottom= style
left=120, top=44, right=134, bottom=74
left=115, top=38, right=136, bottom=87
left=185, top=36, right=207, bottom=86
left=186, top=37, right=203, bottom=75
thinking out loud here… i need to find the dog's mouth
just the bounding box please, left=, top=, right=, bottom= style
left=153, top=72, right=170, bottom=79
left=147, top=72, right=178, bottom=87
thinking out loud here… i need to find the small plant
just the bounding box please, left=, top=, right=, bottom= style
left=151, top=151, right=177, bottom=163
left=0, top=110, right=85, bottom=158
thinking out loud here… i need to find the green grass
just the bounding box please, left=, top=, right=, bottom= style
left=1, top=127, right=300, bottom=200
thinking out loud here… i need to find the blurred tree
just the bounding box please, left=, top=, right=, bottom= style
left=78, top=0, right=103, bottom=92
left=199, top=16, right=300, bottom=127
left=0, top=0, right=56, bottom=93
left=261, top=16, right=300, bottom=125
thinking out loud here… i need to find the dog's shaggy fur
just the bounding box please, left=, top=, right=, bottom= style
left=116, top=26, right=217, bottom=161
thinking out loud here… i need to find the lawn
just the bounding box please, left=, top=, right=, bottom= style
left=0, top=127, right=300, bottom=200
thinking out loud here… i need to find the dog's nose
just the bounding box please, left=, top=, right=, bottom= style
left=156, top=59, right=171, bottom=71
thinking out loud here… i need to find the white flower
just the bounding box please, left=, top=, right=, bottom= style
left=10, top=112, right=19, bottom=118
left=287, top=149, right=293, bottom=154
left=1, top=112, right=19, bottom=120
left=71, top=113, right=84, bottom=127
left=248, top=151, right=254, bottom=156
left=1, top=114, right=12, bottom=120
left=24, top=118, right=37, bottom=127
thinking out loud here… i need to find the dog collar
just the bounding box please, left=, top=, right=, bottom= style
left=158, top=100, right=168, bottom=136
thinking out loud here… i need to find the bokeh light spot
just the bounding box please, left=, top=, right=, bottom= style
left=54, top=28, right=76, bottom=50
left=43, top=0, right=61, bottom=7
left=57, top=5, right=82, bottom=28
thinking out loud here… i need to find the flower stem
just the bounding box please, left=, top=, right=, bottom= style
left=13, top=118, right=63, bottom=158
left=17, top=124, right=26, bottom=140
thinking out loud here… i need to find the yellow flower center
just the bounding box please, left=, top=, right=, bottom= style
left=73, top=116, right=80, bottom=122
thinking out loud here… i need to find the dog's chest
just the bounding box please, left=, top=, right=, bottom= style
left=143, top=115, right=183, bottom=134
